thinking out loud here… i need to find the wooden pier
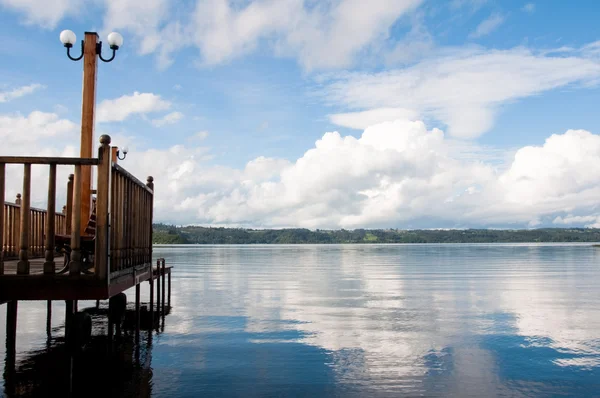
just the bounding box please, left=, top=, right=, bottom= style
left=0, top=135, right=172, bottom=364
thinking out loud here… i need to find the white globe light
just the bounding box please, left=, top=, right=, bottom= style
left=122, top=146, right=129, bottom=154
left=59, top=30, right=76, bottom=46
left=107, top=32, right=124, bottom=48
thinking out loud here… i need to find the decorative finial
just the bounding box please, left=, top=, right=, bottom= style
left=100, top=134, right=111, bottom=145
left=147, top=176, right=154, bottom=183
left=68, top=174, right=74, bottom=181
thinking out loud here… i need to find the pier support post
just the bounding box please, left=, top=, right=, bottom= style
left=6, top=301, right=18, bottom=369
left=168, top=270, right=171, bottom=308
left=156, top=260, right=161, bottom=318
left=65, top=300, right=74, bottom=341
left=135, top=283, right=141, bottom=341
left=161, top=259, right=166, bottom=314
left=46, top=300, right=52, bottom=339
left=149, top=278, right=154, bottom=326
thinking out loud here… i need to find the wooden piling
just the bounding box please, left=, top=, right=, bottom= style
left=149, top=278, right=154, bottom=326
left=161, top=258, right=166, bottom=313
left=6, top=300, right=18, bottom=367
left=135, top=283, right=141, bottom=341
left=156, top=259, right=161, bottom=316
left=168, top=270, right=171, bottom=308
left=65, top=300, right=74, bottom=340
left=46, top=300, right=52, bottom=339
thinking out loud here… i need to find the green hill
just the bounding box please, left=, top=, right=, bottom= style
left=152, top=224, right=600, bottom=244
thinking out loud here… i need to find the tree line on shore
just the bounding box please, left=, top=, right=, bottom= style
left=152, top=223, right=600, bottom=244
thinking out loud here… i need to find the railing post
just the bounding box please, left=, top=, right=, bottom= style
left=95, top=135, right=111, bottom=280
left=17, top=164, right=31, bottom=274
left=44, top=164, right=57, bottom=274
left=15, top=194, right=21, bottom=205
left=66, top=174, right=74, bottom=235
left=0, top=162, right=4, bottom=275
left=69, top=165, right=83, bottom=276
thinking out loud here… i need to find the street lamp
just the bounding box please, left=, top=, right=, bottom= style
left=116, top=146, right=129, bottom=160
left=60, top=30, right=124, bottom=234
left=60, top=30, right=123, bottom=62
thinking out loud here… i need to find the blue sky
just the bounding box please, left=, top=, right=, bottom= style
left=2, top=0, right=600, bottom=229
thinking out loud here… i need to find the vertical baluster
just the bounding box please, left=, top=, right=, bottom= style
left=118, top=173, right=123, bottom=270
left=110, top=168, right=116, bottom=274
left=66, top=174, right=74, bottom=235
left=69, top=165, right=82, bottom=276
left=44, top=164, right=57, bottom=274
left=0, top=162, right=5, bottom=274
left=17, top=164, right=31, bottom=274
left=13, top=195, right=20, bottom=258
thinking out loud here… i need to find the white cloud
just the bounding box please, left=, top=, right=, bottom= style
left=522, top=3, right=535, bottom=13
left=0, top=111, right=78, bottom=207
left=1, top=0, right=423, bottom=70
left=4, top=111, right=600, bottom=229
left=329, top=108, right=419, bottom=130
left=469, top=13, right=505, bottom=39
left=0, top=83, right=44, bottom=103
left=115, top=119, right=600, bottom=229
left=191, top=131, right=209, bottom=141
left=0, top=0, right=80, bottom=28
left=0, top=111, right=76, bottom=149
left=152, top=111, right=184, bottom=127
left=324, top=45, right=600, bottom=138
left=96, top=92, right=171, bottom=123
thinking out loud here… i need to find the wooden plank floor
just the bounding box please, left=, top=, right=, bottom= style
left=2, top=257, right=66, bottom=275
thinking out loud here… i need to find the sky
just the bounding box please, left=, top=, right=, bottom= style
left=1, top=0, right=600, bottom=229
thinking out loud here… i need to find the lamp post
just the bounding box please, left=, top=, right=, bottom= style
left=60, top=30, right=123, bottom=234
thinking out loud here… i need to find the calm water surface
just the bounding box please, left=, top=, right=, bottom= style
left=1, top=244, right=600, bottom=397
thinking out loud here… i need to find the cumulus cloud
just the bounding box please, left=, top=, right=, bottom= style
left=324, top=45, right=600, bottom=138
left=4, top=109, right=600, bottom=230
left=0, top=83, right=44, bottom=103
left=469, top=13, right=505, bottom=39
left=0, top=111, right=79, bottom=207
left=329, top=108, right=419, bottom=130
left=152, top=111, right=184, bottom=127
left=0, top=0, right=81, bottom=28
left=96, top=92, right=171, bottom=123
left=2, top=0, right=422, bottom=70
left=114, top=119, right=600, bottom=229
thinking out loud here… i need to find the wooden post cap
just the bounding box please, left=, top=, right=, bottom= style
left=100, top=135, right=111, bottom=145
left=16, top=193, right=21, bottom=200
left=68, top=174, right=74, bottom=182
left=147, top=176, right=154, bottom=184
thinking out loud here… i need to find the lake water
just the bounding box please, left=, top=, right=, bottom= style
left=1, top=244, right=600, bottom=397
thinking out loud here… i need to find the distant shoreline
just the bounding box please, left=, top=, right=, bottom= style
left=153, top=224, right=600, bottom=245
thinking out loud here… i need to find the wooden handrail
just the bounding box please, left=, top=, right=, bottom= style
left=112, top=164, right=154, bottom=194
left=0, top=157, right=99, bottom=165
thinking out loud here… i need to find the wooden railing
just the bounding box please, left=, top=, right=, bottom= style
left=108, top=164, right=154, bottom=275
left=0, top=135, right=154, bottom=280
left=0, top=157, right=98, bottom=275
left=2, top=198, right=67, bottom=259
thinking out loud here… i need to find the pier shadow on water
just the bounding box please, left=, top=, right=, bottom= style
left=2, top=304, right=171, bottom=398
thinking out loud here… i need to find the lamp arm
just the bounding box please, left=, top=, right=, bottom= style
left=97, top=42, right=117, bottom=63
left=66, top=40, right=84, bottom=61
